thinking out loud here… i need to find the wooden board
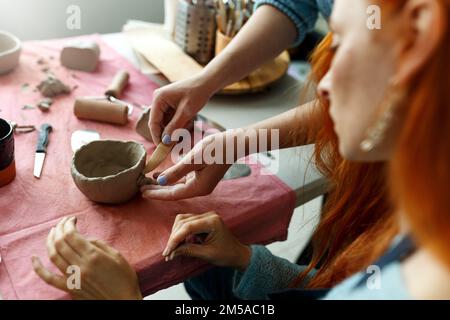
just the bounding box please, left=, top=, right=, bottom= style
left=125, top=29, right=290, bottom=95
left=220, top=51, right=290, bottom=95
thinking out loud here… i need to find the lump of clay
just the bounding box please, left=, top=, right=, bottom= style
left=37, top=75, right=71, bottom=97
left=60, top=40, right=100, bottom=72
left=37, top=98, right=53, bottom=112
left=71, top=140, right=150, bottom=204
left=135, top=107, right=153, bottom=142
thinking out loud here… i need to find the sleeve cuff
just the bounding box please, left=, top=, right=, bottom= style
left=254, top=0, right=316, bottom=47
left=232, top=245, right=305, bottom=300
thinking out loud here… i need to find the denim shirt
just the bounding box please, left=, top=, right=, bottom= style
left=254, top=0, right=334, bottom=46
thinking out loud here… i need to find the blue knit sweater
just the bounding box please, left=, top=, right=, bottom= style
left=232, top=236, right=412, bottom=300
left=254, top=0, right=333, bottom=46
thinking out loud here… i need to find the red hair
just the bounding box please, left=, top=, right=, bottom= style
left=291, top=0, right=450, bottom=288
left=390, top=0, right=450, bottom=269
left=291, top=34, right=397, bottom=289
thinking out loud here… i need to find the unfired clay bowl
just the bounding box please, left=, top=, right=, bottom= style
left=71, top=140, right=149, bottom=204
left=0, top=31, right=21, bottom=75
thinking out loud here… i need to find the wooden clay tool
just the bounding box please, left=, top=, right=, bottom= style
left=143, top=142, right=175, bottom=174
left=73, top=70, right=133, bottom=124
left=105, top=70, right=129, bottom=98
left=74, top=98, right=129, bottom=125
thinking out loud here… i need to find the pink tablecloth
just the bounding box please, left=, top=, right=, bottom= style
left=0, top=35, right=296, bottom=299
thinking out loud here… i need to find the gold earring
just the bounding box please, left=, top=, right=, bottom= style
left=360, top=84, right=405, bottom=152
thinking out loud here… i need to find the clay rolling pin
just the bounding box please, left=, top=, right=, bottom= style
left=74, top=98, right=129, bottom=125
left=105, top=70, right=130, bottom=98
left=143, top=142, right=175, bottom=174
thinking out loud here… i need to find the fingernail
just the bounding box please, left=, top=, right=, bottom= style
left=157, top=175, right=167, bottom=186
left=165, top=256, right=169, bottom=262
left=162, top=134, right=172, bottom=145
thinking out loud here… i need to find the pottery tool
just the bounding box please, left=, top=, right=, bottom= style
left=215, top=0, right=251, bottom=37
left=73, top=69, right=135, bottom=124
left=174, top=0, right=217, bottom=65
left=74, top=98, right=129, bottom=125
left=10, top=122, right=36, bottom=134
left=105, top=70, right=130, bottom=98
left=33, top=124, right=52, bottom=179
left=143, top=142, right=175, bottom=174
left=71, top=129, right=101, bottom=153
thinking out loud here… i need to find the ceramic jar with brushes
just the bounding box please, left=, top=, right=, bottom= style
left=214, top=0, right=253, bottom=55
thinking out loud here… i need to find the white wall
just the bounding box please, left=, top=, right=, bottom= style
left=0, top=0, right=164, bottom=40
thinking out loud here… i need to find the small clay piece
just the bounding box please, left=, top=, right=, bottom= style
left=37, top=98, right=53, bottom=112
left=74, top=98, right=129, bottom=125
left=71, top=140, right=154, bottom=204
left=143, top=142, right=175, bottom=174
left=22, top=104, right=35, bottom=110
left=21, top=83, right=29, bottom=92
left=135, top=107, right=153, bottom=142
left=105, top=70, right=129, bottom=98
left=60, top=40, right=100, bottom=72
left=37, top=75, right=71, bottom=97
left=37, top=58, right=46, bottom=65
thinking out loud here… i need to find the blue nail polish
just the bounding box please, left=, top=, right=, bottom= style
left=157, top=175, right=168, bottom=186
left=162, top=134, right=172, bottom=145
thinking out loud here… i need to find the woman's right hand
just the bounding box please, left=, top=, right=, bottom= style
left=163, top=212, right=251, bottom=272
left=141, top=133, right=232, bottom=201
left=149, top=73, right=217, bottom=145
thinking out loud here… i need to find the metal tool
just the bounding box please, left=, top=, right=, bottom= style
left=174, top=0, right=217, bottom=65
left=10, top=122, right=36, bottom=134
left=195, top=113, right=226, bottom=132
left=71, top=129, right=100, bottom=153
left=33, top=124, right=52, bottom=179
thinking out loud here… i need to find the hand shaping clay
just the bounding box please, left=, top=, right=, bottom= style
left=71, top=140, right=154, bottom=204
left=74, top=98, right=129, bottom=125
left=37, top=75, right=71, bottom=97
left=135, top=107, right=153, bottom=142
left=60, top=40, right=100, bottom=72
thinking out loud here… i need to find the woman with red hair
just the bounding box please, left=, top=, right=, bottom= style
left=33, top=0, right=450, bottom=299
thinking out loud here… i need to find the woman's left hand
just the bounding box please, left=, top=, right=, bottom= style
left=31, top=217, right=142, bottom=300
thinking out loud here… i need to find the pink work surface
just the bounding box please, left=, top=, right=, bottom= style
left=0, top=35, right=296, bottom=299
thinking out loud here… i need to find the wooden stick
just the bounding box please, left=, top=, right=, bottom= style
left=143, top=142, right=175, bottom=174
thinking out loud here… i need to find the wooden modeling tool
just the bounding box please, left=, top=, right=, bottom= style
left=143, top=142, right=175, bottom=174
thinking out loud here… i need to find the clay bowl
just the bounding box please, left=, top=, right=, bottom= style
left=71, top=140, right=150, bottom=204
left=0, top=31, right=21, bottom=75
